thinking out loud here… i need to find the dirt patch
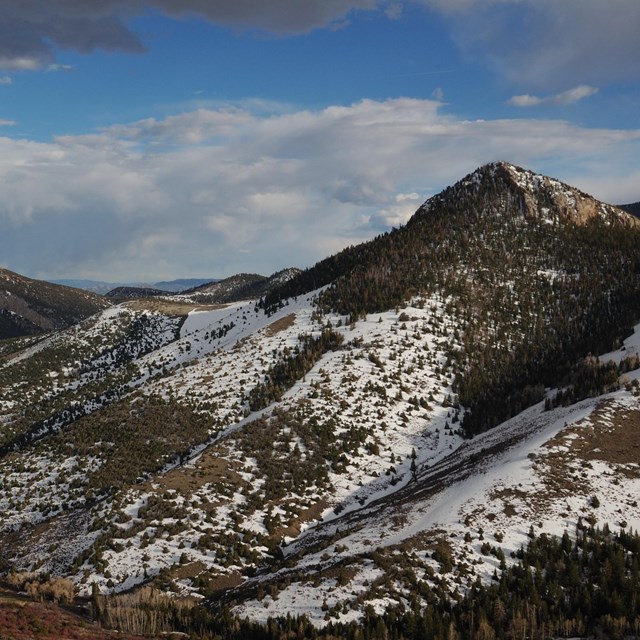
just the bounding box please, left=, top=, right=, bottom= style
left=277, top=499, right=329, bottom=539
left=264, top=314, right=296, bottom=337
left=203, top=572, right=243, bottom=594
left=394, top=528, right=449, bottom=553
left=571, top=402, right=640, bottom=470
left=170, top=560, right=207, bottom=581
left=490, top=487, right=528, bottom=502
left=197, top=367, right=223, bottom=385
left=147, top=447, right=247, bottom=497
left=525, top=399, right=640, bottom=513
left=540, top=400, right=640, bottom=485
left=489, top=488, right=526, bottom=517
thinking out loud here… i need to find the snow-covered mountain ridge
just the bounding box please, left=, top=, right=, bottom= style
left=0, top=162, right=639, bottom=636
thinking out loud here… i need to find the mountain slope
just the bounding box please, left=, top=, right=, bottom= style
left=266, top=162, right=640, bottom=435
left=0, top=269, right=110, bottom=340
left=0, top=162, right=639, bottom=636
left=182, top=268, right=301, bottom=303
left=104, top=286, right=168, bottom=299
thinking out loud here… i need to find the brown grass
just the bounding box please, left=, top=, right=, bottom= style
left=276, top=499, right=329, bottom=539
left=201, top=572, right=243, bottom=594
left=539, top=400, right=640, bottom=492
left=520, top=399, right=640, bottom=514
left=394, top=528, right=449, bottom=553
left=0, top=589, right=149, bottom=639
left=169, top=560, right=207, bottom=581
left=488, top=488, right=526, bottom=517
left=264, top=314, right=296, bottom=337
left=571, top=402, right=640, bottom=470
left=147, top=446, right=247, bottom=496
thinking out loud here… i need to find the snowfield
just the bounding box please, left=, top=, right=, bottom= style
left=0, top=290, right=639, bottom=626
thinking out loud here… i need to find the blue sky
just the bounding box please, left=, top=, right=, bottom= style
left=0, top=0, right=639, bottom=282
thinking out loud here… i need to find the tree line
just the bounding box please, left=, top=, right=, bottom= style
left=90, top=523, right=640, bottom=639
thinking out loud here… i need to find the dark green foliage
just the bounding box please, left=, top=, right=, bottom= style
left=235, top=400, right=369, bottom=508
left=263, top=164, right=640, bottom=436
left=186, top=269, right=301, bottom=305
left=546, top=354, right=640, bottom=409
left=0, top=311, right=180, bottom=452
left=93, top=524, right=640, bottom=639
left=247, top=329, right=344, bottom=411
left=51, top=394, right=211, bottom=495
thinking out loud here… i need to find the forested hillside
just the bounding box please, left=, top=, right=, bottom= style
left=0, top=162, right=639, bottom=638
left=264, top=162, right=640, bottom=435
left=0, top=268, right=109, bottom=339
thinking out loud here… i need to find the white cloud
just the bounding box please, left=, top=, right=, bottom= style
left=0, top=118, right=15, bottom=126
left=0, top=98, right=639, bottom=280
left=418, top=0, right=640, bottom=89
left=385, top=2, right=404, bottom=19
left=508, top=85, right=599, bottom=108
left=0, top=56, right=41, bottom=71
left=359, top=191, right=424, bottom=232
left=0, top=75, right=11, bottom=84
left=47, top=63, right=74, bottom=72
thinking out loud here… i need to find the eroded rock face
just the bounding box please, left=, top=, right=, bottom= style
left=497, top=161, right=639, bottom=227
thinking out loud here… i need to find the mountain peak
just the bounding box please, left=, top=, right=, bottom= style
left=417, top=161, right=638, bottom=228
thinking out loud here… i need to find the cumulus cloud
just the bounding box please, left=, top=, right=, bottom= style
left=358, top=191, right=424, bottom=233
left=508, top=85, right=599, bottom=108
left=418, top=0, right=640, bottom=89
left=1, top=98, right=639, bottom=281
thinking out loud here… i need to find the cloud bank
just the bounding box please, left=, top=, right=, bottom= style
left=1, top=99, right=638, bottom=280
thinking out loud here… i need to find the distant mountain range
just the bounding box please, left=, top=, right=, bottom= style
left=619, top=201, right=640, bottom=217
left=51, top=277, right=217, bottom=295
left=181, top=268, right=302, bottom=302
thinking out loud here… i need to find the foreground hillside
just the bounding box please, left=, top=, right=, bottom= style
left=0, top=162, right=639, bottom=638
